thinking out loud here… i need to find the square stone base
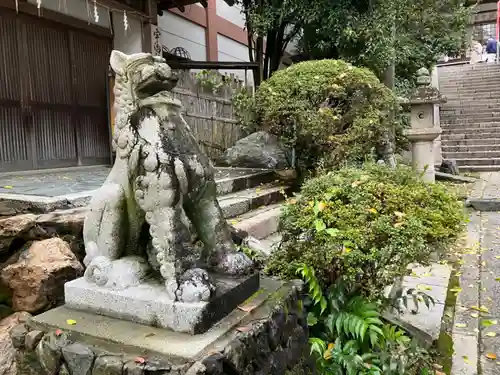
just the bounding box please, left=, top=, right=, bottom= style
left=64, top=273, right=259, bottom=334
left=19, top=278, right=311, bottom=375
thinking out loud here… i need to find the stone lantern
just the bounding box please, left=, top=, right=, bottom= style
left=405, top=68, right=446, bottom=183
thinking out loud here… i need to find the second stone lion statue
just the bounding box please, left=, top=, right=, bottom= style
left=82, top=50, right=253, bottom=303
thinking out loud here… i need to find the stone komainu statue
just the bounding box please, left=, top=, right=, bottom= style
left=82, top=51, right=253, bottom=303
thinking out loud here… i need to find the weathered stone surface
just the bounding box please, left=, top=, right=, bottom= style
left=142, top=360, right=172, bottom=374
left=64, top=272, right=259, bottom=334
left=439, top=160, right=460, bottom=175
left=1, top=238, right=83, bottom=313
left=35, top=331, right=68, bottom=375
left=123, top=360, right=145, bottom=375
left=62, top=343, right=95, bottom=375
left=59, top=363, right=71, bottom=375
left=92, top=355, right=123, bottom=375
left=25, top=330, right=45, bottom=351
left=185, top=362, right=207, bottom=375
left=0, top=208, right=86, bottom=256
left=0, top=312, right=31, bottom=375
left=220, top=131, right=289, bottom=169
left=19, top=279, right=308, bottom=375
left=10, top=323, right=28, bottom=349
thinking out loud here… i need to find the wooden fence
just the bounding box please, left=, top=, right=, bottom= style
left=172, top=70, right=247, bottom=160
left=108, top=70, right=248, bottom=161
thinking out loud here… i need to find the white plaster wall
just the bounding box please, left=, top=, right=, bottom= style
left=112, top=12, right=143, bottom=54
left=217, top=34, right=253, bottom=86
left=158, top=12, right=207, bottom=61
left=27, top=0, right=110, bottom=28
left=216, top=0, right=246, bottom=29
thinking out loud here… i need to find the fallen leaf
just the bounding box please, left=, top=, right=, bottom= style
left=485, top=332, right=497, bottom=337
left=237, top=304, right=257, bottom=313
left=66, top=319, right=76, bottom=325
left=134, top=357, right=146, bottom=364
left=236, top=325, right=252, bottom=333
left=482, top=320, right=498, bottom=327
left=2, top=186, right=13, bottom=189
left=471, top=313, right=479, bottom=318
left=463, top=355, right=470, bottom=364
left=367, top=208, right=377, bottom=214
left=144, top=332, right=155, bottom=338
left=455, top=323, right=467, bottom=328
left=486, top=353, right=497, bottom=360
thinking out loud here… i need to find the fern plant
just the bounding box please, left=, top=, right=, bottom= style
left=297, top=264, right=432, bottom=375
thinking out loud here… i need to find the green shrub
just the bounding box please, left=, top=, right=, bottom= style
left=252, top=59, right=403, bottom=170
left=266, top=164, right=467, bottom=298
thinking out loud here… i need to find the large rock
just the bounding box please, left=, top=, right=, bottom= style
left=1, top=238, right=83, bottom=313
left=0, top=208, right=86, bottom=259
left=0, top=312, right=31, bottom=375
left=221, top=131, right=289, bottom=169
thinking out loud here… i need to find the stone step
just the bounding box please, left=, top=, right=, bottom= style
left=440, top=121, right=500, bottom=129
left=219, top=183, right=289, bottom=220
left=453, top=158, right=500, bottom=167
left=442, top=144, right=499, bottom=152
left=231, top=203, right=283, bottom=240
left=0, top=168, right=281, bottom=217
left=442, top=138, right=500, bottom=146
left=259, top=232, right=282, bottom=251
left=442, top=150, right=500, bottom=159
left=441, top=94, right=500, bottom=101
left=441, top=131, right=500, bottom=140
left=439, top=75, right=500, bottom=82
left=438, top=87, right=500, bottom=94
left=441, top=103, right=500, bottom=110
left=440, top=115, right=500, bottom=123
left=0, top=184, right=290, bottom=256
left=441, top=127, right=500, bottom=135
left=440, top=108, right=500, bottom=116
left=454, top=165, right=500, bottom=172
left=440, top=84, right=500, bottom=89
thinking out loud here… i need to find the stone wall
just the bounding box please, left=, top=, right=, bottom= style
left=11, top=281, right=315, bottom=375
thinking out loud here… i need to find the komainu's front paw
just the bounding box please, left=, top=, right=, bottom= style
left=214, top=252, right=254, bottom=275
left=84, top=256, right=113, bottom=286
left=84, top=256, right=149, bottom=290
left=165, top=268, right=215, bottom=303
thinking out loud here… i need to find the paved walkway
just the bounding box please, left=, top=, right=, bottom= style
left=0, top=166, right=266, bottom=198
left=452, top=172, right=500, bottom=375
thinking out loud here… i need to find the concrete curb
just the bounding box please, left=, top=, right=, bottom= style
left=466, top=198, right=500, bottom=212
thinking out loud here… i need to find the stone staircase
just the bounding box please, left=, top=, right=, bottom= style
left=0, top=167, right=286, bottom=259
left=438, top=63, right=500, bottom=172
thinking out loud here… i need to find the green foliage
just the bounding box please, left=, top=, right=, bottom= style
left=231, top=86, right=258, bottom=134
left=195, top=70, right=224, bottom=93
left=299, top=264, right=432, bottom=374
left=266, top=163, right=467, bottom=298
left=299, top=0, right=470, bottom=83
left=252, top=59, right=403, bottom=171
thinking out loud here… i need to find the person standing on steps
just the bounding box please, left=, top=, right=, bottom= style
left=485, top=35, right=498, bottom=63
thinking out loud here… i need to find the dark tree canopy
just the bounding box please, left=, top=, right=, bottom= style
left=237, top=0, right=470, bottom=89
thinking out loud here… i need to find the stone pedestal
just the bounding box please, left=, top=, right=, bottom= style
left=64, top=273, right=259, bottom=334
left=406, top=129, right=442, bottom=183
left=405, top=68, right=446, bottom=183
left=12, top=279, right=314, bottom=375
